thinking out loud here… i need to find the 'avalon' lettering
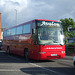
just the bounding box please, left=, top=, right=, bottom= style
left=40, top=21, right=60, bottom=27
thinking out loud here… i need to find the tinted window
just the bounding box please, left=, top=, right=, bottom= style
left=3, top=30, right=7, bottom=37
left=32, top=22, right=36, bottom=29
left=10, top=28, right=16, bottom=35
left=7, top=30, right=11, bottom=36
left=23, top=23, right=31, bottom=34
left=16, top=26, right=22, bottom=35
left=32, top=22, right=37, bottom=44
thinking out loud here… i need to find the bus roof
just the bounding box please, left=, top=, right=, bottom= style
left=4, top=19, right=60, bottom=30
left=35, top=19, right=60, bottom=22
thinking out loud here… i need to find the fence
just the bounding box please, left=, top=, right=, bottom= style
left=65, top=44, right=75, bottom=55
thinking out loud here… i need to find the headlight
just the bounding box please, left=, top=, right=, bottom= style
left=61, top=51, right=65, bottom=53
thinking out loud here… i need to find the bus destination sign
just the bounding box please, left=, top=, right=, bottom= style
left=37, top=21, right=60, bottom=27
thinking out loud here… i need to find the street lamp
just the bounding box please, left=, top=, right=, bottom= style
left=15, top=9, right=17, bottom=25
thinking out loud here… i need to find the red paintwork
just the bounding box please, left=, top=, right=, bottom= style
left=31, top=45, right=65, bottom=60
left=3, top=19, right=65, bottom=60
left=35, top=19, right=60, bottom=22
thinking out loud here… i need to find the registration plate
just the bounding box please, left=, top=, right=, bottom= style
left=51, top=54, right=57, bottom=56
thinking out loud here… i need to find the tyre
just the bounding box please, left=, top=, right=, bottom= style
left=24, top=49, right=29, bottom=61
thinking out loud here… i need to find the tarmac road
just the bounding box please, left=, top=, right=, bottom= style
left=0, top=50, right=75, bottom=75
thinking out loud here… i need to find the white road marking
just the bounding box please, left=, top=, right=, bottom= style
left=29, top=63, right=65, bottom=75
left=0, top=69, right=46, bottom=72
left=0, top=51, right=65, bottom=74
left=0, top=69, right=20, bottom=72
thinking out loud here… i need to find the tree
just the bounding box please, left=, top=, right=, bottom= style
left=60, top=18, right=75, bottom=44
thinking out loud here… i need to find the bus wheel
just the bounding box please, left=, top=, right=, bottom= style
left=24, top=49, right=29, bottom=61
left=7, top=47, right=10, bottom=54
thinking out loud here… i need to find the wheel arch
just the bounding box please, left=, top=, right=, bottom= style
left=24, top=48, right=29, bottom=52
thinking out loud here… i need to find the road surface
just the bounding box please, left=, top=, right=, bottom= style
left=0, top=50, right=75, bottom=75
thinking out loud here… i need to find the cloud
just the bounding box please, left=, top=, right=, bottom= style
left=0, top=0, right=75, bottom=28
left=0, top=0, right=28, bottom=27
left=1, top=0, right=28, bottom=12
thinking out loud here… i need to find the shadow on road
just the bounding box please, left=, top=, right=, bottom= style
left=0, top=51, right=28, bottom=63
left=0, top=51, right=75, bottom=75
left=20, top=67, right=75, bottom=75
left=0, top=51, right=54, bottom=63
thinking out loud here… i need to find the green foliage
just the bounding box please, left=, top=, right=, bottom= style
left=68, top=31, right=75, bottom=38
left=60, top=18, right=75, bottom=32
left=60, top=18, right=75, bottom=44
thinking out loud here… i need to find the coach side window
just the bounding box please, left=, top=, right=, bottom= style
left=32, top=22, right=37, bottom=44
left=3, top=30, right=7, bottom=37
left=7, top=30, right=11, bottom=36
left=16, top=26, right=22, bottom=35
left=23, top=23, right=31, bottom=34
left=10, top=28, right=16, bottom=35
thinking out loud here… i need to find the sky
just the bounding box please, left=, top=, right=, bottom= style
left=0, top=0, right=75, bottom=28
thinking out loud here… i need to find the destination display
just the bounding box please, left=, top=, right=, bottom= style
left=37, top=21, right=60, bottom=27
